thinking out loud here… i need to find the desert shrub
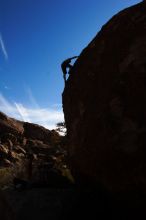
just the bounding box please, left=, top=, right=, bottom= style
left=0, top=168, right=13, bottom=188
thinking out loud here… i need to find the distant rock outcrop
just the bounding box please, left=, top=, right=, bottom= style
left=63, top=1, right=146, bottom=191
left=0, top=112, right=69, bottom=187
left=0, top=112, right=24, bottom=135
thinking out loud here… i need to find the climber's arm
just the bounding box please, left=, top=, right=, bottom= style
left=70, top=56, right=78, bottom=60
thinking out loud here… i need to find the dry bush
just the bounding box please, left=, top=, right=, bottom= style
left=0, top=168, right=14, bottom=188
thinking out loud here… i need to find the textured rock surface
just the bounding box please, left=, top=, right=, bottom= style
left=0, top=112, right=24, bottom=135
left=0, top=112, right=68, bottom=186
left=23, top=122, right=52, bottom=144
left=63, top=2, right=146, bottom=191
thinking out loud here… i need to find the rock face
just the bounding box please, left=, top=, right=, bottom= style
left=63, top=2, right=146, bottom=191
left=24, top=122, right=51, bottom=144
left=0, top=112, right=68, bottom=186
left=0, top=112, right=24, bottom=135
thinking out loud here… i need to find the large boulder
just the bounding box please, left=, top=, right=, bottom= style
left=63, top=2, right=146, bottom=191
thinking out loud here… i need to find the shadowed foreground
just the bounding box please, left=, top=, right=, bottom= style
left=2, top=185, right=146, bottom=220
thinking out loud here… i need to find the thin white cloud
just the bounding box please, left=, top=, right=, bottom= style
left=3, top=84, right=10, bottom=90
left=4, top=86, right=9, bottom=90
left=0, top=93, right=64, bottom=130
left=1, top=83, right=11, bottom=90
left=52, top=103, right=62, bottom=108
left=14, top=103, right=31, bottom=122
left=0, top=93, right=17, bottom=113
left=25, top=86, right=40, bottom=108
left=0, top=33, right=8, bottom=60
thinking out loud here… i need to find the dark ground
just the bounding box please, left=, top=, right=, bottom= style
left=3, top=184, right=146, bottom=220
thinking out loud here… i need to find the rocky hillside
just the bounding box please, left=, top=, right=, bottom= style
left=0, top=111, right=69, bottom=186
left=63, top=1, right=146, bottom=191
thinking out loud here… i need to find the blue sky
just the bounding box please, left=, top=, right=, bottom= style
left=0, top=0, right=141, bottom=129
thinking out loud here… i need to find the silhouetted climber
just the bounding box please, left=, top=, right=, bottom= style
left=61, top=56, right=78, bottom=84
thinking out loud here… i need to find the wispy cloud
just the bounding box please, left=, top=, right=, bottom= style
left=4, top=86, right=9, bottom=90
left=14, top=103, right=31, bottom=123
left=0, top=93, right=64, bottom=130
left=52, top=103, right=62, bottom=108
left=25, top=86, right=40, bottom=109
left=0, top=33, right=8, bottom=60
left=3, top=83, right=10, bottom=90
